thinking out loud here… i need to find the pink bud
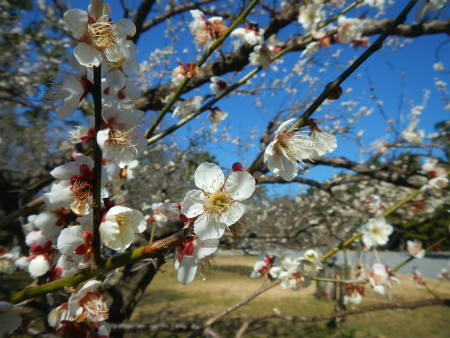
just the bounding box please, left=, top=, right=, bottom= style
left=232, top=162, right=244, bottom=171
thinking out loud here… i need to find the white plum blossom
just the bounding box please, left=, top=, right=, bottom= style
left=421, top=176, right=449, bottom=195
left=173, top=96, right=203, bottom=119
left=188, top=10, right=227, bottom=50
left=102, top=69, right=140, bottom=104
left=337, top=16, right=363, bottom=44
left=422, top=158, right=439, bottom=173
left=249, top=44, right=277, bottom=70
left=175, top=236, right=219, bottom=284
left=302, top=249, right=323, bottom=271
left=207, top=107, right=228, bottom=126
left=363, top=0, right=385, bottom=9
left=367, top=194, right=383, bottom=217
left=44, top=54, right=92, bottom=119
left=100, top=205, right=146, bottom=250
left=415, top=0, right=447, bottom=21
left=171, top=62, right=198, bottom=86
left=264, top=119, right=314, bottom=181
left=57, top=215, right=94, bottom=268
left=369, top=263, right=400, bottom=295
left=401, top=120, right=425, bottom=145
left=438, top=268, right=450, bottom=280
left=406, top=240, right=425, bottom=259
left=250, top=254, right=276, bottom=279
left=69, top=118, right=95, bottom=144
left=300, top=41, right=320, bottom=59
left=0, top=246, right=21, bottom=274
left=68, top=280, right=108, bottom=322
left=433, top=62, right=444, bottom=71
left=0, top=302, right=22, bottom=338
left=44, top=156, right=108, bottom=215
left=48, top=303, right=72, bottom=329
left=97, top=101, right=146, bottom=168
left=63, top=1, right=136, bottom=67
left=230, top=23, right=265, bottom=46
left=181, top=162, right=255, bottom=240
left=369, top=263, right=388, bottom=294
left=269, top=257, right=310, bottom=290
left=158, top=202, right=182, bottom=221
left=210, top=76, right=229, bottom=96
left=344, top=285, right=364, bottom=305
left=298, top=3, right=326, bottom=34
left=102, top=39, right=139, bottom=76
left=360, top=217, right=393, bottom=249
left=307, top=120, right=337, bottom=157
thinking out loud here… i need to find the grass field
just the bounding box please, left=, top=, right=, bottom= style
left=1, top=254, right=449, bottom=338
left=129, top=254, right=450, bottom=338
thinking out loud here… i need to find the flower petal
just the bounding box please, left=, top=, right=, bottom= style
left=176, top=255, right=198, bottom=285
left=194, top=238, right=219, bottom=259
left=225, top=171, right=255, bottom=201
left=181, top=189, right=205, bottom=218
left=73, top=42, right=102, bottom=67
left=218, top=201, right=245, bottom=226
left=194, top=214, right=226, bottom=240
left=194, top=162, right=224, bottom=194
left=63, top=9, right=88, bottom=39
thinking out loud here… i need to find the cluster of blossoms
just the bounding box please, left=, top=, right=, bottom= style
left=250, top=250, right=323, bottom=291
left=263, top=119, right=337, bottom=181
left=296, top=0, right=370, bottom=61
left=7, top=1, right=152, bottom=333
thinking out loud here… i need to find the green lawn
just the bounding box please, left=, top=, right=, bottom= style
left=2, top=254, right=449, bottom=338
left=129, top=254, right=450, bottom=338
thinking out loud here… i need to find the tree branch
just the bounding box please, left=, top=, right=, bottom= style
left=235, top=298, right=450, bottom=338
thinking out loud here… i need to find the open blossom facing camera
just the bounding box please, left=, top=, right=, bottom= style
left=360, top=217, right=393, bottom=249
left=68, top=280, right=108, bottom=322
left=97, top=101, right=146, bottom=168
left=173, top=96, right=203, bottom=119
left=63, top=0, right=136, bottom=67
left=298, top=3, right=326, bottom=34
left=269, top=257, right=311, bottom=291
left=230, top=23, right=265, bottom=46
left=249, top=44, right=277, bottom=70
left=336, top=16, right=363, bottom=44
left=100, top=205, right=146, bottom=250
left=264, top=119, right=314, bottom=181
left=407, top=240, right=425, bottom=259
left=45, top=156, right=108, bottom=216
left=181, top=162, right=255, bottom=240
left=175, top=235, right=219, bottom=285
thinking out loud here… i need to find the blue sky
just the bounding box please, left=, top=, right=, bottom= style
left=38, top=0, right=450, bottom=197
